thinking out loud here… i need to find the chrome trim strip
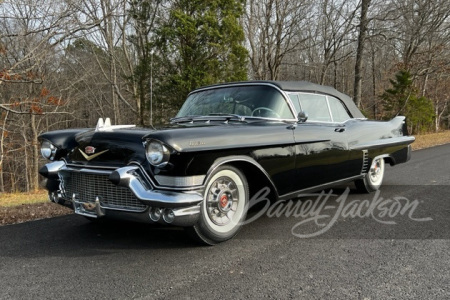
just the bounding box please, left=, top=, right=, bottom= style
left=61, top=166, right=112, bottom=176
left=278, top=175, right=364, bottom=200
left=65, top=163, right=117, bottom=170
left=361, top=150, right=369, bottom=174
left=350, top=136, right=416, bottom=150
left=155, top=175, right=206, bottom=187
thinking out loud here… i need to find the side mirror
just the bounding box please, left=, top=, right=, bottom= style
left=297, top=111, right=308, bottom=123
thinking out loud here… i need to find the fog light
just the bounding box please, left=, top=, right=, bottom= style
left=163, top=209, right=175, bottom=224
left=149, top=207, right=162, bottom=222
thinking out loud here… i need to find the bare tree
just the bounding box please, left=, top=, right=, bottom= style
left=353, top=0, right=371, bottom=108
left=314, top=0, right=359, bottom=86
left=244, top=0, right=313, bottom=80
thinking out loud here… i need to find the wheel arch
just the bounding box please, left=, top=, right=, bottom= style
left=205, top=156, right=279, bottom=201
left=370, top=153, right=395, bottom=166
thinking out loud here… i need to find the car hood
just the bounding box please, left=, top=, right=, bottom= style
left=68, top=127, right=151, bottom=166
left=145, top=121, right=296, bottom=152
left=65, top=121, right=296, bottom=165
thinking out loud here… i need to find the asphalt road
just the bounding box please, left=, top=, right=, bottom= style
left=1, top=144, right=449, bottom=299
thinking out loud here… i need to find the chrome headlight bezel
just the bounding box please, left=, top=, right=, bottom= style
left=40, top=140, right=57, bottom=161
left=145, top=140, right=171, bottom=167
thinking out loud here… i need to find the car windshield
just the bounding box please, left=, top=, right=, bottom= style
left=176, top=85, right=294, bottom=120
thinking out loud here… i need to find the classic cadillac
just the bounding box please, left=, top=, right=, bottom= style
left=39, top=81, right=414, bottom=244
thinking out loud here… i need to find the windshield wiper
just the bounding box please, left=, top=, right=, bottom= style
left=208, top=113, right=246, bottom=122
left=170, top=115, right=202, bottom=123
left=170, top=114, right=246, bottom=124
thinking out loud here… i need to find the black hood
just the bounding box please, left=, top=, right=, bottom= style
left=61, top=121, right=296, bottom=166
left=69, top=127, right=152, bottom=166
left=145, top=121, right=296, bottom=153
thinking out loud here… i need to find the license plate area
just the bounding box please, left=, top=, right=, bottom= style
left=72, top=194, right=105, bottom=218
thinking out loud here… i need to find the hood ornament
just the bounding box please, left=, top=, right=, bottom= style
left=95, top=118, right=136, bottom=132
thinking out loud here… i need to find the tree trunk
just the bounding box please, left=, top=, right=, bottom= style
left=371, top=42, right=377, bottom=119
left=30, top=114, right=39, bottom=192
left=353, top=0, right=371, bottom=108
left=0, top=111, right=9, bottom=193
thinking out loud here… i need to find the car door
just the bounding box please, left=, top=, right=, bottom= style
left=290, top=93, right=353, bottom=191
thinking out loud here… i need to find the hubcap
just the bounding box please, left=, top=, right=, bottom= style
left=206, top=177, right=238, bottom=226
left=369, top=159, right=383, bottom=184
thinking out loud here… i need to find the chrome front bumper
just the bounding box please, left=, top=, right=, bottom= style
left=41, top=161, right=203, bottom=226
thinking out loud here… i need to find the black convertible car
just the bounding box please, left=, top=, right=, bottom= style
left=39, top=81, right=414, bottom=244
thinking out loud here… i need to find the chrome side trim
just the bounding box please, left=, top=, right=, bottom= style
left=361, top=150, right=369, bottom=174
left=279, top=175, right=364, bottom=201
left=155, top=175, right=206, bottom=187
left=350, top=136, right=415, bottom=150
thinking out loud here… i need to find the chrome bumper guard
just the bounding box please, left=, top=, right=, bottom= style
left=108, top=166, right=204, bottom=208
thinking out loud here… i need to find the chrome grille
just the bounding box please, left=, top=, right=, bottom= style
left=61, top=172, right=147, bottom=212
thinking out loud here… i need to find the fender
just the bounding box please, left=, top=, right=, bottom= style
left=204, top=155, right=279, bottom=198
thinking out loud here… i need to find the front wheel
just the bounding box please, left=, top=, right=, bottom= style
left=187, top=165, right=249, bottom=245
left=355, top=157, right=385, bottom=193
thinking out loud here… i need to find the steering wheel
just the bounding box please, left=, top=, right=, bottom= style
left=251, top=107, right=281, bottom=118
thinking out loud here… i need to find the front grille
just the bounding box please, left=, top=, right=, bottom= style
left=61, top=172, right=147, bottom=212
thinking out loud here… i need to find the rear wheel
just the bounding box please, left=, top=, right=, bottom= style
left=355, top=157, right=385, bottom=193
left=187, top=165, right=249, bottom=245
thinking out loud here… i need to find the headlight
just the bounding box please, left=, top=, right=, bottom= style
left=40, top=140, right=57, bottom=160
left=145, top=140, right=170, bottom=167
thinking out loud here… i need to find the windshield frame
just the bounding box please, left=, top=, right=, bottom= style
left=177, top=82, right=298, bottom=122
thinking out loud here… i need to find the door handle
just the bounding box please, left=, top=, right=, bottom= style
left=334, top=128, right=345, bottom=133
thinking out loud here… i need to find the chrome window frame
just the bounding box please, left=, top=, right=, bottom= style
left=286, top=92, right=353, bottom=124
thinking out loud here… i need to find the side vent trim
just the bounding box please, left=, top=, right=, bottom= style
left=361, top=150, right=369, bottom=174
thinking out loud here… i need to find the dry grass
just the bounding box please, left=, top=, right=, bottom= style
left=0, top=190, right=71, bottom=226
left=0, top=202, right=71, bottom=226
left=412, top=130, right=450, bottom=151
left=0, top=190, right=48, bottom=207
left=0, top=130, right=449, bottom=226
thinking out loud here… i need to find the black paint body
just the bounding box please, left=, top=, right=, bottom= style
left=39, top=81, right=414, bottom=201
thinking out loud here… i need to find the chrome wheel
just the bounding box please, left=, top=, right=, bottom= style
left=206, top=177, right=240, bottom=227
left=187, top=166, right=248, bottom=245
